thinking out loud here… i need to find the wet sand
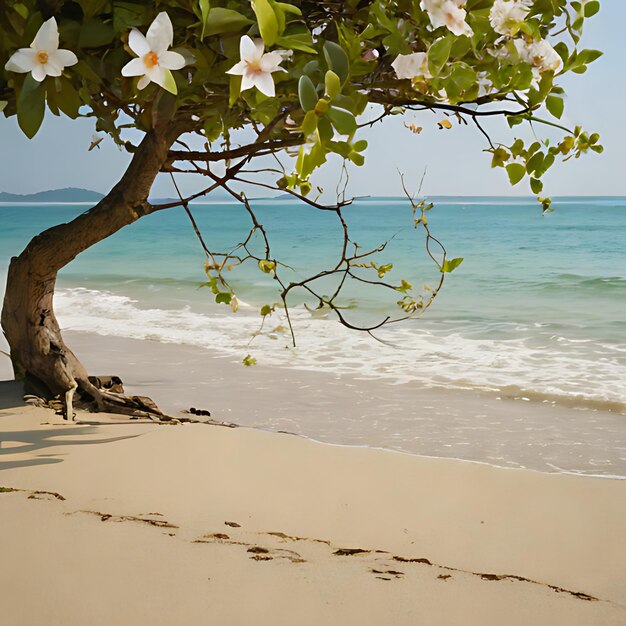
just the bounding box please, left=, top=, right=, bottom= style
left=1, top=331, right=621, bottom=476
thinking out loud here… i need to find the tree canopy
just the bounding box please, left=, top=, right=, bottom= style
left=1, top=0, right=602, bottom=200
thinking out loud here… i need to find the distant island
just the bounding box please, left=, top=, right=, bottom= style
left=0, top=187, right=247, bottom=204
left=0, top=188, right=105, bottom=203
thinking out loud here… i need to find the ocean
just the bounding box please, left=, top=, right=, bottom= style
left=1, top=195, right=625, bottom=414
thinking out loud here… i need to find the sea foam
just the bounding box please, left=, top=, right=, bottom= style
left=54, top=287, right=626, bottom=413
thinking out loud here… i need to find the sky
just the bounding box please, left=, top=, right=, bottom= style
left=0, top=4, right=624, bottom=199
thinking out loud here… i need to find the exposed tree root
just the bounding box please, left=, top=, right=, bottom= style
left=22, top=373, right=238, bottom=427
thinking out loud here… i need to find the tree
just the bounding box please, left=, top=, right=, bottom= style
left=0, top=0, right=602, bottom=420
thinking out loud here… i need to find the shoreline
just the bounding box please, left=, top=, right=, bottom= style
left=1, top=399, right=625, bottom=625
left=2, top=330, right=624, bottom=478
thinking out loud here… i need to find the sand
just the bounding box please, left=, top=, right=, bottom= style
left=1, top=382, right=625, bottom=625
left=3, top=330, right=624, bottom=476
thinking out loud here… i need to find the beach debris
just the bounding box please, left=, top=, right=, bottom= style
left=265, top=531, right=331, bottom=546
left=203, top=533, right=230, bottom=540
left=77, top=510, right=178, bottom=529
left=225, top=521, right=241, bottom=528
left=371, top=568, right=404, bottom=578
left=250, top=554, right=273, bottom=561
left=27, top=490, right=66, bottom=501
left=333, top=548, right=370, bottom=556
left=188, top=407, right=211, bottom=417
left=393, top=555, right=432, bottom=565
left=247, top=546, right=270, bottom=554
left=437, top=574, right=452, bottom=581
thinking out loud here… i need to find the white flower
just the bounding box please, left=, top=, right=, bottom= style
left=121, top=12, right=186, bottom=94
left=392, top=52, right=432, bottom=80
left=514, top=38, right=563, bottom=73
left=4, top=17, right=77, bottom=82
left=226, top=36, right=285, bottom=97
left=489, top=0, right=531, bottom=36
left=420, top=0, right=473, bottom=37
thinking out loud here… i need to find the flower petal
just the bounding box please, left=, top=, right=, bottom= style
left=226, top=60, right=247, bottom=76
left=147, top=12, right=174, bottom=55
left=159, top=50, right=185, bottom=71
left=49, top=48, right=78, bottom=70
left=260, top=51, right=283, bottom=73
left=146, top=65, right=166, bottom=86
left=240, top=36, right=261, bottom=63
left=137, top=74, right=151, bottom=90
left=240, top=72, right=255, bottom=92
left=31, top=64, right=48, bottom=82
left=122, top=57, right=148, bottom=77
left=148, top=65, right=177, bottom=94
left=129, top=29, right=150, bottom=57
left=4, top=48, right=36, bottom=73
left=32, top=17, right=59, bottom=52
left=253, top=72, right=275, bottom=97
left=43, top=60, right=62, bottom=77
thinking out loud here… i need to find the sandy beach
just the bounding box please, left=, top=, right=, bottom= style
left=1, top=367, right=625, bottom=624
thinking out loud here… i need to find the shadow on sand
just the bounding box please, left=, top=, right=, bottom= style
left=0, top=379, right=142, bottom=471
left=0, top=380, right=26, bottom=410
left=0, top=427, right=142, bottom=471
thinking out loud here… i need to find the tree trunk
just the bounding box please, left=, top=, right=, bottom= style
left=1, top=127, right=177, bottom=419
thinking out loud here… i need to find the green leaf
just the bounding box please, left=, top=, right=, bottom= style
left=204, top=8, right=253, bottom=36
left=545, top=95, right=564, bottom=119
left=530, top=177, right=543, bottom=194
left=323, top=41, right=349, bottom=84
left=428, top=36, right=453, bottom=75
left=526, top=151, right=544, bottom=176
left=506, top=162, right=526, bottom=186
left=348, top=152, right=365, bottom=166
left=301, top=110, right=318, bottom=136
left=276, top=2, right=302, bottom=16
left=229, top=74, right=242, bottom=106
left=325, top=70, right=341, bottom=99
left=276, top=33, right=316, bottom=54
left=13, top=2, right=28, bottom=19
left=328, top=106, right=356, bottom=135
left=78, top=18, right=114, bottom=48
left=215, top=292, right=232, bottom=305
left=54, top=80, right=83, bottom=119
left=258, top=259, right=276, bottom=274
left=17, top=75, right=46, bottom=139
left=441, top=257, right=464, bottom=273
left=199, top=0, right=210, bottom=39
left=584, top=1, right=600, bottom=17
left=298, top=75, right=318, bottom=112
left=252, top=0, right=279, bottom=46
left=575, top=49, right=603, bottom=65
left=160, top=68, right=177, bottom=95
left=243, top=354, right=257, bottom=367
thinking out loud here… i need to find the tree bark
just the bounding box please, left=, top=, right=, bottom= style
left=1, top=127, right=178, bottom=419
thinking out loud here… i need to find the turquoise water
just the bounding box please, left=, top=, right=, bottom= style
left=1, top=196, right=625, bottom=409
